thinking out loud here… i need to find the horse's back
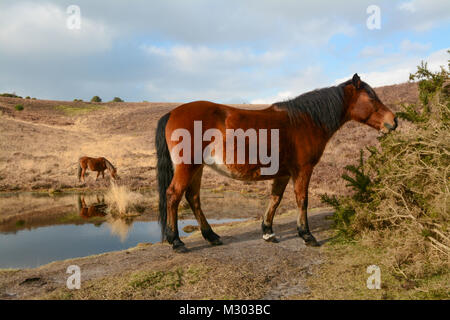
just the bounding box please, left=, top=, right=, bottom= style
left=170, top=100, right=229, bottom=119
left=79, top=156, right=106, bottom=171
left=167, top=100, right=283, bottom=132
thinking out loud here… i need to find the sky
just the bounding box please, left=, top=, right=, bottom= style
left=0, top=0, right=449, bottom=104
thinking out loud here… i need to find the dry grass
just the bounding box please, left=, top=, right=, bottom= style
left=104, top=182, right=144, bottom=215
left=300, top=240, right=449, bottom=300
left=54, top=104, right=104, bottom=116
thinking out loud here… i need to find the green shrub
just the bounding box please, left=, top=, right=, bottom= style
left=15, top=104, right=24, bottom=111
left=322, top=57, right=449, bottom=281
left=73, top=98, right=83, bottom=102
left=91, top=96, right=102, bottom=103
left=25, top=96, right=31, bottom=99
left=112, top=97, right=124, bottom=102
left=0, top=93, right=22, bottom=98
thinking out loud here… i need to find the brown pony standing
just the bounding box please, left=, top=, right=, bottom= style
left=78, top=157, right=118, bottom=182
left=156, top=74, right=397, bottom=252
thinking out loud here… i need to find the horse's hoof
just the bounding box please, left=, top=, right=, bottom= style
left=268, top=236, right=280, bottom=243
left=173, top=245, right=189, bottom=253
left=304, top=238, right=320, bottom=247
left=209, top=238, right=223, bottom=246
left=201, top=228, right=222, bottom=246
left=263, top=234, right=279, bottom=243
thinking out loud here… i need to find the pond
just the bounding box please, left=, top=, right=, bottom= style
left=0, top=192, right=246, bottom=269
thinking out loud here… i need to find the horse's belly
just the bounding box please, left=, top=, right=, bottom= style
left=206, top=163, right=242, bottom=180
left=205, top=161, right=265, bottom=181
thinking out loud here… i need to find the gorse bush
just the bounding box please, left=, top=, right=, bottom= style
left=15, top=104, right=24, bottom=111
left=397, top=51, right=450, bottom=123
left=321, top=57, right=449, bottom=282
left=112, top=97, right=124, bottom=102
left=0, top=92, right=22, bottom=98
left=91, top=96, right=102, bottom=103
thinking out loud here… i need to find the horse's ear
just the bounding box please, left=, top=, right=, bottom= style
left=352, top=73, right=361, bottom=89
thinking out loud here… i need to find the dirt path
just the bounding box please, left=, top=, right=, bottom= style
left=0, top=208, right=332, bottom=300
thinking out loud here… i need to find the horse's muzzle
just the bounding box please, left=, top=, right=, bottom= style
left=384, top=117, right=398, bottom=131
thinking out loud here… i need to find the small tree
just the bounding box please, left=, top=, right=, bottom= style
left=112, top=97, right=124, bottom=102
left=91, top=96, right=102, bottom=103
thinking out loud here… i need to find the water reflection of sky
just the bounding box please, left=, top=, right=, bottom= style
left=0, top=218, right=244, bottom=269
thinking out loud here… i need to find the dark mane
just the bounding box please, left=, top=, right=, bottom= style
left=104, top=158, right=115, bottom=171
left=273, top=80, right=351, bottom=133
left=273, top=79, right=379, bottom=133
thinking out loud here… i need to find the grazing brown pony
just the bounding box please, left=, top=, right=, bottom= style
left=78, top=156, right=118, bottom=182
left=156, top=74, right=397, bottom=252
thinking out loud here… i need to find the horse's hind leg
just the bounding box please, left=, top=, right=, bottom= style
left=96, top=171, right=100, bottom=181
left=166, top=164, right=201, bottom=252
left=262, top=176, right=290, bottom=243
left=185, top=167, right=222, bottom=246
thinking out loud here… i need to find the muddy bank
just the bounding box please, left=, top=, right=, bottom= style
left=0, top=208, right=332, bottom=300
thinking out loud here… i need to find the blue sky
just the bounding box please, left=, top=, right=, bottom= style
left=0, top=0, right=448, bottom=103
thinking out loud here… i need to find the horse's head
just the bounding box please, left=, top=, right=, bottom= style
left=345, top=73, right=397, bottom=133
left=110, top=168, right=119, bottom=180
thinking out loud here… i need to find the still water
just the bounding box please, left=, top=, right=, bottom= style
left=0, top=218, right=243, bottom=269
left=0, top=192, right=246, bottom=269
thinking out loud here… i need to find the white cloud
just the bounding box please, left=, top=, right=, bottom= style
left=0, top=1, right=448, bottom=103
left=396, top=0, right=450, bottom=32
left=251, top=91, right=294, bottom=105
left=359, top=45, right=385, bottom=58
left=138, top=45, right=289, bottom=103
left=400, top=40, right=431, bottom=53
left=398, top=1, right=417, bottom=13
left=335, top=48, right=449, bottom=87
left=250, top=65, right=326, bottom=104
left=141, top=45, right=286, bottom=73
left=0, top=2, right=116, bottom=57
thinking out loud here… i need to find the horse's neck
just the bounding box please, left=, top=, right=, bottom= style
left=104, top=160, right=113, bottom=170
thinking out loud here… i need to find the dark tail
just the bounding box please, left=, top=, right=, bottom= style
left=156, top=113, right=173, bottom=242
left=77, top=162, right=82, bottom=181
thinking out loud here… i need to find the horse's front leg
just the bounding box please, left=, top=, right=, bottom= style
left=261, top=176, right=290, bottom=243
left=293, top=165, right=320, bottom=247
left=95, top=171, right=100, bottom=181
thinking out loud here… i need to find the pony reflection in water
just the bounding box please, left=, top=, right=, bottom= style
left=156, top=74, right=398, bottom=252
left=77, top=195, right=108, bottom=219
left=78, top=157, right=119, bottom=182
